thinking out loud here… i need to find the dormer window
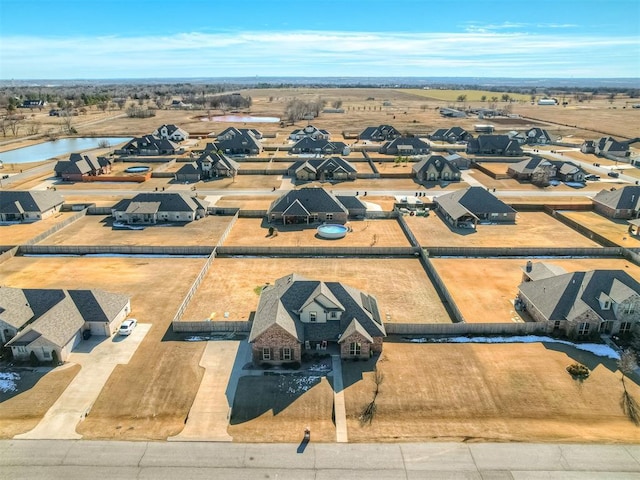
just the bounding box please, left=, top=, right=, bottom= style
left=310, top=312, right=317, bottom=322
left=597, top=292, right=612, bottom=310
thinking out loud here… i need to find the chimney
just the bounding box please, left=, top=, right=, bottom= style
left=526, top=260, right=533, bottom=272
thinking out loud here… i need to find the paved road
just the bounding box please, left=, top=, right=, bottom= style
left=1, top=439, right=639, bottom=479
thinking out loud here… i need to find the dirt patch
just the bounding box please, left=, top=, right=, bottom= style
left=181, top=257, right=450, bottom=324
left=405, top=211, right=600, bottom=248
left=0, top=364, right=81, bottom=438
left=344, top=342, right=640, bottom=443
left=223, top=218, right=410, bottom=247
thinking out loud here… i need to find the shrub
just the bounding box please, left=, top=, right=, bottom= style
left=29, top=351, right=40, bottom=367
left=566, top=363, right=589, bottom=379
left=51, top=350, right=60, bottom=367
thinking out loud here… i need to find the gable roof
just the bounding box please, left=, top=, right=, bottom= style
left=0, top=190, right=64, bottom=214
left=412, top=154, right=461, bottom=176
left=593, top=186, right=640, bottom=211
left=250, top=273, right=385, bottom=343
left=289, top=156, right=356, bottom=174
left=268, top=187, right=349, bottom=215
left=519, top=269, right=640, bottom=322
left=4, top=288, right=129, bottom=349
left=435, top=186, right=515, bottom=219
left=381, top=136, right=430, bottom=153
left=291, top=137, right=346, bottom=153
left=113, top=193, right=209, bottom=214
left=358, top=125, right=400, bottom=141
left=468, top=135, right=523, bottom=154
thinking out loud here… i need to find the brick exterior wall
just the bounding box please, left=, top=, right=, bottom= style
left=252, top=324, right=301, bottom=365
left=339, top=332, right=383, bottom=359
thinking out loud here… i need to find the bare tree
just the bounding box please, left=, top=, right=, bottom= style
left=618, top=349, right=640, bottom=426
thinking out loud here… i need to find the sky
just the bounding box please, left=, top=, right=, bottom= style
left=0, top=0, right=638, bottom=80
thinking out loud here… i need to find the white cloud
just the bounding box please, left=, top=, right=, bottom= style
left=1, top=30, right=638, bottom=78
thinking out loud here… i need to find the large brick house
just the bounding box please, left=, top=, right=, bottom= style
left=592, top=186, right=640, bottom=219
left=517, top=263, right=640, bottom=338
left=248, top=273, right=386, bottom=365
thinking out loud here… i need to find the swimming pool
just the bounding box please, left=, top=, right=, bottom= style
left=317, top=224, right=349, bottom=239
left=124, top=166, right=151, bottom=173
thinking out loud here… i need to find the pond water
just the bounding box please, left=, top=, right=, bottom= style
left=0, top=137, right=132, bottom=164
left=201, top=115, right=280, bottom=123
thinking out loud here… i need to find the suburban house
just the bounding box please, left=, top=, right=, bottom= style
left=0, top=190, right=65, bottom=223
left=412, top=154, right=461, bottom=182
left=507, top=157, right=585, bottom=184
left=1, top=287, right=131, bottom=362
left=379, top=137, right=430, bottom=156
left=290, top=137, right=349, bottom=156
left=248, top=273, right=386, bottom=365
left=434, top=186, right=517, bottom=228
left=524, top=127, right=553, bottom=145
left=594, top=136, right=630, bottom=158
left=111, top=193, right=209, bottom=225
left=175, top=152, right=240, bottom=183
left=152, top=124, right=189, bottom=142
left=289, top=125, right=330, bottom=141
left=54, top=152, right=112, bottom=181
left=267, top=187, right=365, bottom=225
left=358, top=125, right=401, bottom=142
left=21, top=99, right=46, bottom=108
left=287, top=157, right=357, bottom=182
left=430, top=126, right=473, bottom=143
left=592, top=186, right=640, bottom=219
left=445, top=153, right=472, bottom=170
left=581, top=140, right=596, bottom=154
left=467, top=135, right=523, bottom=156
left=215, top=127, right=262, bottom=155
left=516, top=263, right=640, bottom=337
left=119, top=135, right=182, bottom=156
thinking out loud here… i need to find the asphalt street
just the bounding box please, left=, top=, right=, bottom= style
left=1, top=440, right=639, bottom=479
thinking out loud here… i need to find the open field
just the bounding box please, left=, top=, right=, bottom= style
left=0, top=364, right=81, bottom=438
left=0, top=211, right=76, bottom=245
left=40, top=214, right=233, bottom=247
left=223, top=218, right=410, bottom=248
left=404, top=88, right=531, bottom=102
left=406, top=211, right=601, bottom=248
left=561, top=210, right=640, bottom=248
left=430, top=257, right=640, bottom=324
left=181, top=257, right=450, bottom=324
left=0, top=255, right=207, bottom=440
left=343, top=342, right=640, bottom=443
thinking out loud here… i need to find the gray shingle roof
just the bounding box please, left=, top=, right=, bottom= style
left=593, top=186, right=640, bottom=211
left=0, top=287, right=34, bottom=329
left=113, top=193, right=209, bottom=214
left=435, top=186, right=515, bottom=219
left=519, top=269, right=640, bottom=322
left=268, top=188, right=348, bottom=215
left=250, top=273, right=385, bottom=344
left=0, top=190, right=64, bottom=215
left=412, top=154, right=461, bottom=176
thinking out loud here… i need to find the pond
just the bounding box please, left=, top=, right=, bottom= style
left=201, top=115, right=280, bottom=123
left=0, top=137, right=132, bottom=164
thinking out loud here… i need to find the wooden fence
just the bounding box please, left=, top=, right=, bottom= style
left=0, top=246, right=19, bottom=266
left=172, top=320, right=252, bottom=333
left=24, top=209, right=88, bottom=246
left=551, top=210, right=620, bottom=248
left=216, top=246, right=419, bottom=256
left=419, top=252, right=465, bottom=323
left=385, top=321, right=548, bottom=336
left=424, top=246, right=623, bottom=258
left=20, top=245, right=214, bottom=255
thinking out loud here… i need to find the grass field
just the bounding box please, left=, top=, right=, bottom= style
left=404, top=89, right=531, bottom=103
left=181, top=257, right=451, bottom=324
left=560, top=210, right=640, bottom=248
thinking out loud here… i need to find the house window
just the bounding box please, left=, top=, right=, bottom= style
left=330, top=311, right=338, bottom=319
left=42, top=351, right=51, bottom=360
left=553, top=320, right=561, bottom=329
left=262, top=348, right=271, bottom=360
left=310, top=312, right=317, bottom=322
left=326, top=214, right=333, bottom=221
left=627, top=304, right=635, bottom=314
left=282, top=348, right=292, bottom=361
left=578, top=322, right=590, bottom=336
left=602, top=301, right=610, bottom=310
left=620, top=322, right=632, bottom=334
left=349, top=342, right=361, bottom=356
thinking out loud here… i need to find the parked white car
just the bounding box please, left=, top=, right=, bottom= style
left=118, top=319, right=137, bottom=336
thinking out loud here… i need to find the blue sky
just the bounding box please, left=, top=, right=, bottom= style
left=0, top=0, right=638, bottom=79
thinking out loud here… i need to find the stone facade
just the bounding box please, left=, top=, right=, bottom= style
left=251, top=324, right=302, bottom=365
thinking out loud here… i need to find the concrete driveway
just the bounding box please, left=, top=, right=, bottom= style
left=170, top=340, right=251, bottom=442
left=15, top=323, right=150, bottom=440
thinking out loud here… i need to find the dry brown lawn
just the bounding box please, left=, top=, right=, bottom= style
left=228, top=376, right=335, bottom=443
left=0, top=364, right=81, bottom=438
left=360, top=196, right=397, bottom=211
left=0, top=255, right=207, bottom=440
left=223, top=218, right=410, bottom=248
left=214, top=195, right=278, bottom=210
left=181, top=257, right=451, bottom=324
left=41, top=214, right=233, bottom=247
left=406, top=211, right=600, bottom=248
left=0, top=212, right=78, bottom=245
left=430, top=257, right=640, bottom=323
left=344, top=342, right=640, bottom=443
left=562, top=210, right=640, bottom=248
